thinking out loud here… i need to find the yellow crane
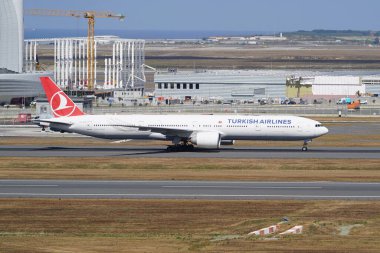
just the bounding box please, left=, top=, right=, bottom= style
left=25, top=9, right=125, bottom=90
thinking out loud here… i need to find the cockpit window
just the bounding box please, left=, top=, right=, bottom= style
left=315, top=124, right=323, bottom=127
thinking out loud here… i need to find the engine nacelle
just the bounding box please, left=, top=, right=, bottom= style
left=191, top=132, right=221, bottom=149
left=220, top=140, right=235, bottom=146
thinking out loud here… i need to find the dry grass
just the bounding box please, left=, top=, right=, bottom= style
left=0, top=136, right=157, bottom=146
left=145, top=45, right=380, bottom=69
left=38, top=44, right=380, bottom=69
left=0, top=157, right=379, bottom=182
left=0, top=199, right=380, bottom=252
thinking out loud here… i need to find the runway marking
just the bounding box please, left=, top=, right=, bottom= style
left=0, top=193, right=379, bottom=199
left=0, top=185, right=59, bottom=187
left=161, top=186, right=323, bottom=189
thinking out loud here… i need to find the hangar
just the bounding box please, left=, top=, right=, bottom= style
left=154, top=70, right=380, bottom=102
left=154, top=70, right=290, bottom=102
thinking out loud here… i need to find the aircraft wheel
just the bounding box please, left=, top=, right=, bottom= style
left=302, top=146, right=308, bottom=152
left=180, top=144, right=194, bottom=152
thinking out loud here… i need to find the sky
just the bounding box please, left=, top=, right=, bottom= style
left=24, top=0, right=380, bottom=32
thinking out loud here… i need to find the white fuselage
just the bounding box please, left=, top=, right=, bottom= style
left=47, top=114, right=328, bottom=142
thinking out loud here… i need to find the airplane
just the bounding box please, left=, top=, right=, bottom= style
left=36, top=77, right=328, bottom=152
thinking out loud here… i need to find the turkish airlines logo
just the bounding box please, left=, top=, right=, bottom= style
left=50, top=91, right=76, bottom=117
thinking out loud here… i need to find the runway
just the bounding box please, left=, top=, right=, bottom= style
left=1, top=145, right=380, bottom=158
left=0, top=180, right=379, bottom=200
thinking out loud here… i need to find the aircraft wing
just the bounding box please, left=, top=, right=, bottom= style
left=33, top=118, right=73, bottom=127
left=126, top=124, right=193, bottom=138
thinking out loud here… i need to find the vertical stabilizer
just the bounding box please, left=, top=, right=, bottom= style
left=40, top=77, right=85, bottom=117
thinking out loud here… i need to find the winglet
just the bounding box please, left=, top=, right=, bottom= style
left=40, top=77, right=85, bottom=118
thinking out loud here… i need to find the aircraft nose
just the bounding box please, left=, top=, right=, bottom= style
left=322, top=127, right=329, bottom=135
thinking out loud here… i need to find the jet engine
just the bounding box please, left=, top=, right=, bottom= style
left=191, top=132, right=221, bottom=149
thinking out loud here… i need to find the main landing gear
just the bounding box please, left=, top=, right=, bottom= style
left=166, top=142, right=195, bottom=152
left=302, top=139, right=312, bottom=152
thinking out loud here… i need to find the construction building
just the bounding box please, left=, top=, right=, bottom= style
left=0, top=2, right=147, bottom=104
left=289, top=75, right=380, bottom=100
left=25, top=38, right=146, bottom=91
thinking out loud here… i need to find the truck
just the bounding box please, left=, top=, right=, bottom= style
left=347, top=100, right=360, bottom=110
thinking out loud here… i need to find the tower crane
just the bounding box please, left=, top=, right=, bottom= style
left=25, top=9, right=125, bottom=90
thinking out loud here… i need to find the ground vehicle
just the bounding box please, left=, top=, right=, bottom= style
left=336, top=97, right=351, bottom=104
left=281, top=99, right=295, bottom=105
left=347, top=100, right=360, bottom=110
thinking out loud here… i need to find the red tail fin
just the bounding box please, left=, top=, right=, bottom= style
left=40, top=77, right=85, bottom=118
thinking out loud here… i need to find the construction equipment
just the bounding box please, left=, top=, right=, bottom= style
left=25, top=9, right=125, bottom=90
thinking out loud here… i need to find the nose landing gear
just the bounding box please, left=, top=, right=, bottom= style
left=302, top=139, right=312, bottom=152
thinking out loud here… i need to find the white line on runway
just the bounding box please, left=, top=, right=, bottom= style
left=0, top=193, right=379, bottom=199
left=0, top=185, right=59, bottom=187
left=161, top=186, right=323, bottom=189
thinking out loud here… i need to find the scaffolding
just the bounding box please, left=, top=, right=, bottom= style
left=24, top=37, right=145, bottom=90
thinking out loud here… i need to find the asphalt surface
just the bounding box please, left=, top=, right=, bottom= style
left=0, top=180, right=379, bottom=200
left=1, top=145, right=380, bottom=158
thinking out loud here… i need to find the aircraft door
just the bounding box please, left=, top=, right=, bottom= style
left=86, top=122, right=93, bottom=131
left=255, top=123, right=261, bottom=132
left=192, top=121, right=200, bottom=129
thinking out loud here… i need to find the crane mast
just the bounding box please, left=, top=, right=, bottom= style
left=86, top=14, right=95, bottom=90
left=25, top=9, right=125, bottom=90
